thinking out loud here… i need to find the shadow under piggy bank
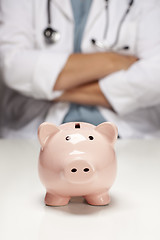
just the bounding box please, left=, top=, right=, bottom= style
left=43, top=195, right=118, bottom=216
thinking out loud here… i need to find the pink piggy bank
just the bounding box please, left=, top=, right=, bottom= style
left=38, top=121, right=118, bottom=206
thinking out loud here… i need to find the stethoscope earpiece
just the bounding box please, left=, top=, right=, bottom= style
left=91, top=39, right=96, bottom=45
left=91, top=39, right=130, bottom=51
left=44, top=27, right=61, bottom=44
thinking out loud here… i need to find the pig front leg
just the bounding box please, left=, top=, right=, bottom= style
left=85, top=191, right=110, bottom=206
left=45, top=192, right=70, bottom=206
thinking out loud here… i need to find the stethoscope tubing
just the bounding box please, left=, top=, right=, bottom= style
left=47, top=0, right=51, bottom=26
left=103, top=0, right=109, bottom=39
left=110, top=0, right=134, bottom=48
left=92, top=0, right=134, bottom=51
left=44, top=0, right=134, bottom=49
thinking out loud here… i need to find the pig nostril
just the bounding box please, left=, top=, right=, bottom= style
left=71, top=168, right=77, bottom=173
left=83, top=168, right=89, bottom=172
left=89, top=136, right=94, bottom=140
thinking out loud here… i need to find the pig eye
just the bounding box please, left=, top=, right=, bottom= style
left=89, top=136, right=94, bottom=140
left=65, top=136, right=71, bottom=141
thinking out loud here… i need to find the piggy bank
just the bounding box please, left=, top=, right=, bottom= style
left=38, top=121, right=118, bottom=206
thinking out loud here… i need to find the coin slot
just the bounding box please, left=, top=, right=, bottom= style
left=75, top=123, right=80, bottom=128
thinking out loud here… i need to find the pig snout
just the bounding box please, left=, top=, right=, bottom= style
left=64, top=160, right=95, bottom=183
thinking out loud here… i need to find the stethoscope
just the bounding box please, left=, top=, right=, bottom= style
left=43, top=0, right=61, bottom=44
left=43, top=0, right=134, bottom=50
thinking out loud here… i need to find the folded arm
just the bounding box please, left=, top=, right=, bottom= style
left=54, top=52, right=138, bottom=108
left=54, top=52, right=138, bottom=91
left=55, top=81, right=113, bottom=109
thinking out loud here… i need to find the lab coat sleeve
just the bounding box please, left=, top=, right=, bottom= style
left=99, top=2, right=160, bottom=116
left=0, top=0, right=69, bottom=100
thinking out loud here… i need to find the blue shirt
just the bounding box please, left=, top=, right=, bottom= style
left=62, top=0, right=106, bottom=125
left=71, top=0, right=92, bottom=53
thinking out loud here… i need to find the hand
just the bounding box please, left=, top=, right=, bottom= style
left=118, top=54, right=138, bottom=70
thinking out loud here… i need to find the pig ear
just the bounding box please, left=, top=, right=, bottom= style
left=38, top=122, right=60, bottom=148
left=95, top=122, right=118, bottom=144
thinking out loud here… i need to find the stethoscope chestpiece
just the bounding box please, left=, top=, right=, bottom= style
left=44, top=27, right=61, bottom=44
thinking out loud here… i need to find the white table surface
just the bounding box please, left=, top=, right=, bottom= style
left=0, top=139, right=160, bottom=240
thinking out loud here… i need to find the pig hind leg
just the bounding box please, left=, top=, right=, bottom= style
left=45, top=192, right=70, bottom=206
left=85, top=191, right=110, bottom=206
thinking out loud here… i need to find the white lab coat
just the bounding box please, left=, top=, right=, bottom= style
left=0, top=0, right=160, bottom=138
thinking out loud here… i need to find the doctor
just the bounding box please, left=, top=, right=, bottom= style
left=0, top=0, right=160, bottom=138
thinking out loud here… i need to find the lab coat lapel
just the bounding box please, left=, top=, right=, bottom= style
left=52, top=0, right=74, bottom=22
left=84, top=0, right=106, bottom=34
